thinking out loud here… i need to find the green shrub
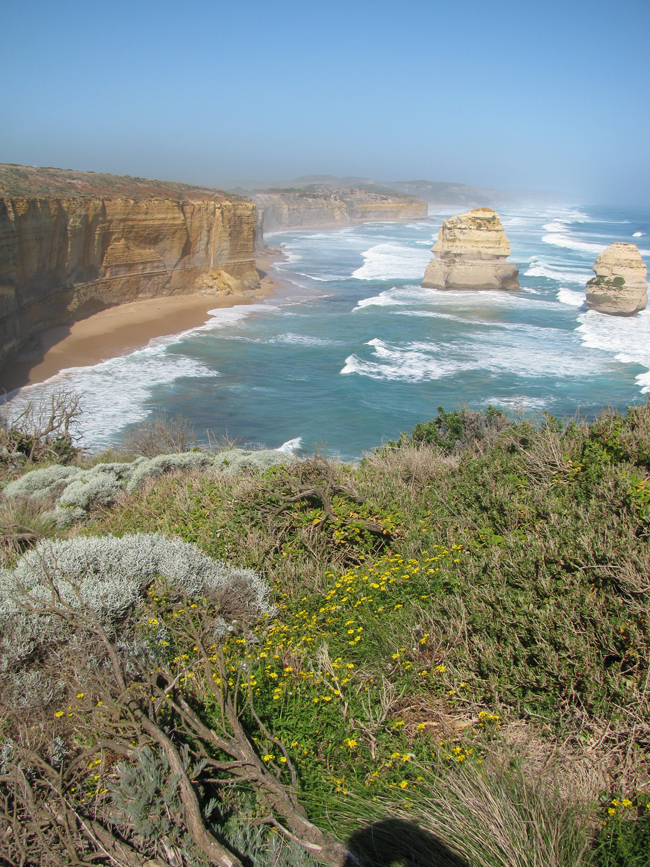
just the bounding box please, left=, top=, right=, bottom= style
left=389, top=405, right=510, bottom=454
left=592, top=794, right=650, bottom=867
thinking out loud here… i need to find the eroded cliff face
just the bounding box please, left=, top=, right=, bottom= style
left=586, top=242, right=647, bottom=316
left=421, top=208, right=519, bottom=291
left=252, top=185, right=427, bottom=235
left=0, top=165, right=259, bottom=372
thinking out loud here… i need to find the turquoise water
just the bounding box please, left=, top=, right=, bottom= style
left=8, top=204, right=650, bottom=460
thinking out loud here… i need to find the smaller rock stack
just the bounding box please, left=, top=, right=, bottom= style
left=422, top=208, right=519, bottom=291
left=586, top=243, right=647, bottom=315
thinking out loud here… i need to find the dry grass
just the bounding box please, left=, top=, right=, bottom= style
left=0, top=496, right=57, bottom=565
left=405, top=754, right=593, bottom=867
left=121, top=411, right=196, bottom=457
left=360, top=442, right=459, bottom=492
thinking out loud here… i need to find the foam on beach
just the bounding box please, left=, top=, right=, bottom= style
left=9, top=348, right=215, bottom=449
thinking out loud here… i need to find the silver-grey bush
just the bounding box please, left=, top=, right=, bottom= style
left=0, top=533, right=274, bottom=686
left=3, top=449, right=296, bottom=527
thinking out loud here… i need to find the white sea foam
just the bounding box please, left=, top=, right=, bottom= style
left=3, top=301, right=280, bottom=450
left=355, top=283, right=566, bottom=317
left=524, top=257, right=590, bottom=284
left=557, top=287, right=586, bottom=307
left=196, top=303, right=274, bottom=332
left=277, top=437, right=303, bottom=454
left=271, top=332, right=339, bottom=347
left=7, top=348, right=215, bottom=449
left=341, top=339, right=459, bottom=382
left=354, top=288, right=406, bottom=310
left=484, top=395, right=549, bottom=411
left=542, top=233, right=607, bottom=256
left=394, top=309, right=471, bottom=324
left=292, top=271, right=351, bottom=282
left=576, top=309, right=650, bottom=392
left=341, top=327, right=606, bottom=384
left=352, top=243, right=431, bottom=281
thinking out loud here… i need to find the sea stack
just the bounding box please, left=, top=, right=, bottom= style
left=421, top=208, right=519, bottom=290
left=585, top=243, right=647, bottom=315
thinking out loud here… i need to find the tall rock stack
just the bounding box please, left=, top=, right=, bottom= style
left=421, top=208, right=519, bottom=290
left=586, top=243, right=647, bottom=315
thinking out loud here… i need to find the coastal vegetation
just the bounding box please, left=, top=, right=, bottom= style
left=1, top=396, right=649, bottom=866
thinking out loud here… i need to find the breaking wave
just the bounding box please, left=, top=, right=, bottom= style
left=577, top=309, right=650, bottom=392
left=352, top=243, right=432, bottom=281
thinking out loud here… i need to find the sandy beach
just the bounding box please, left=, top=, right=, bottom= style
left=1, top=256, right=284, bottom=394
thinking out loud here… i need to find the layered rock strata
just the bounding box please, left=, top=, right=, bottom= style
left=252, top=185, right=427, bottom=236
left=0, top=165, right=259, bottom=372
left=422, top=208, right=519, bottom=290
left=585, top=242, right=647, bottom=315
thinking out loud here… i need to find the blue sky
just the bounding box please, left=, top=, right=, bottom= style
left=2, top=0, right=649, bottom=203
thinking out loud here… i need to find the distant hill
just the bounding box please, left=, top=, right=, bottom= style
left=239, top=176, right=506, bottom=208
left=384, top=180, right=505, bottom=206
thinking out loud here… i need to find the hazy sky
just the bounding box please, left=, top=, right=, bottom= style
left=2, top=0, right=649, bottom=204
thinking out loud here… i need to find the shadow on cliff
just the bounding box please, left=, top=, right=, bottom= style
left=345, top=819, right=469, bottom=867
left=0, top=325, right=72, bottom=393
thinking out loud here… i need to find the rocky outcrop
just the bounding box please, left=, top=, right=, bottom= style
left=421, top=208, right=519, bottom=291
left=586, top=243, right=647, bottom=316
left=252, top=185, right=427, bottom=237
left=0, top=165, right=259, bottom=372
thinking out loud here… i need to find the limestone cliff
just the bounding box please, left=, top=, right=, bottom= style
left=251, top=185, right=427, bottom=237
left=421, top=208, right=519, bottom=291
left=0, top=165, right=259, bottom=372
left=585, top=242, right=647, bottom=316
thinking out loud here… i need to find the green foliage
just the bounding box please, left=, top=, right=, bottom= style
left=3, top=464, right=83, bottom=501
left=0, top=388, right=83, bottom=482
left=593, top=794, right=650, bottom=867
left=5, top=403, right=650, bottom=864
left=96, top=454, right=398, bottom=574
left=411, top=406, right=466, bottom=451
left=389, top=405, right=509, bottom=454
left=111, top=745, right=209, bottom=860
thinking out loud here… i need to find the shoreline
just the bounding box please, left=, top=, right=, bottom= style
left=1, top=254, right=285, bottom=394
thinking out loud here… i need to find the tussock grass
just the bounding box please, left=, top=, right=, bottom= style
left=0, top=495, right=57, bottom=565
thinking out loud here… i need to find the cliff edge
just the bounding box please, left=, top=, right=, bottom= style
left=251, top=184, right=427, bottom=237
left=586, top=242, right=647, bottom=316
left=0, top=165, right=259, bottom=373
left=421, top=208, right=519, bottom=291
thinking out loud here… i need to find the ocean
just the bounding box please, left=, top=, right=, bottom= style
left=7, top=203, right=650, bottom=461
